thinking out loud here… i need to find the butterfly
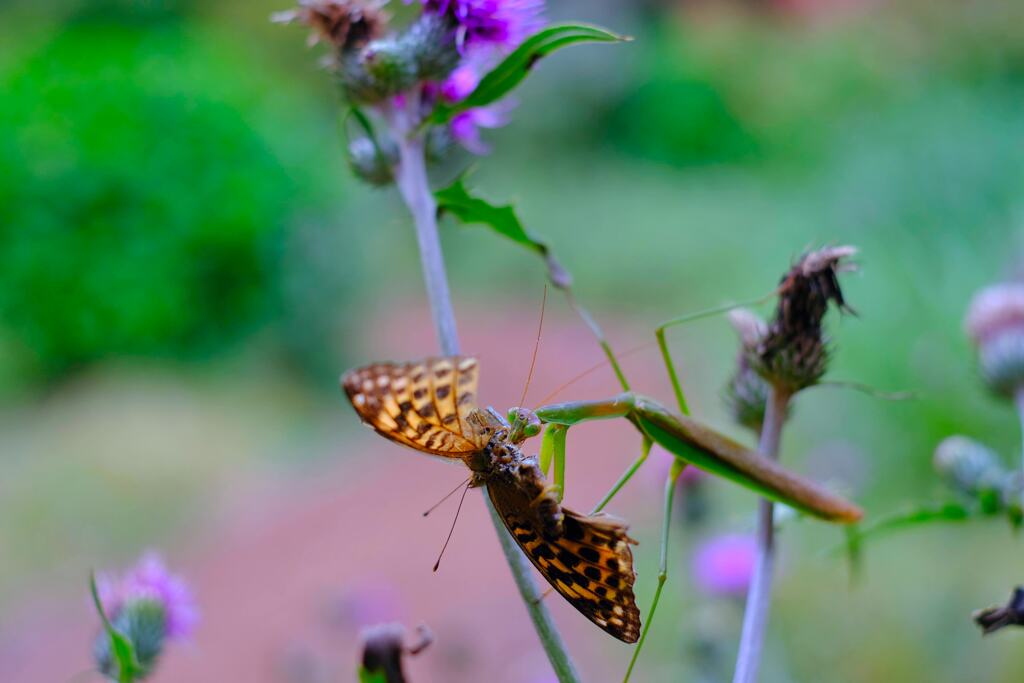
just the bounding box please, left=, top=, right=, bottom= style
left=342, top=356, right=641, bottom=643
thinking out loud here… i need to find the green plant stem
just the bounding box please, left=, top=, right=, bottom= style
left=1016, top=386, right=1024, bottom=512
left=392, top=120, right=582, bottom=683
left=733, top=386, right=791, bottom=683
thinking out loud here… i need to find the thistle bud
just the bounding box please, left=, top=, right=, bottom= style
left=359, top=623, right=432, bottom=683
left=340, top=38, right=418, bottom=103
left=933, top=436, right=1007, bottom=510
left=974, top=587, right=1024, bottom=635
left=348, top=136, right=398, bottom=186
left=724, top=309, right=772, bottom=432
left=402, top=12, right=460, bottom=81
left=92, top=553, right=197, bottom=681
left=273, top=0, right=388, bottom=53
left=94, top=599, right=167, bottom=679
left=964, top=283, right=1024, bottom=398
left=425, top=124, right=455, bottom=163
left=751, top=246, right=857, bottom=394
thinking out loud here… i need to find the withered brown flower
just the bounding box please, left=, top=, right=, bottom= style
left=750, top=246, right=858, bottom=394
left=974, top=587, right=1024, bottom=635
left=360, top=623, right=432, bottom=683
left=724, top=309, right=772, bottom=432
left=273, top=0, right=389, bottom=53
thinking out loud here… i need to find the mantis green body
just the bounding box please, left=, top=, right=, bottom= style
left=502, top=310, right=861, bottom=681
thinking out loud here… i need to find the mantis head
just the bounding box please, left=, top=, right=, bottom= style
left=506, top=407, right=542, bottom=444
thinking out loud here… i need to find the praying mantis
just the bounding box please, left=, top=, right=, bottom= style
left=503, top=304, right=862, bottom=680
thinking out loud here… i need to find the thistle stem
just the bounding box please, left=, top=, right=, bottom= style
left=1015, top=386, right=1024, bottom=512
left=732, top=386, right=791, bottom=683
left=393, top=125, right=582, bottom=683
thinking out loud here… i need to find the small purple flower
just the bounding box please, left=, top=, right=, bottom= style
left=450, top=103, right=512, bottom=153
left=646, top=448, right=706, bottom=489
left=418, top=0, right=544, bottom=50
left=432, top=62, right=514, bottom=154
left=692, top=534, right=757, bottom=597
left=440, top=63, right=479, bottom=101
left=99, top=552, right=198, bottom=641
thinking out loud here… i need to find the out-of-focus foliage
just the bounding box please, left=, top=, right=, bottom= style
left=604, top=0, right=1024, bottom=167
left=0, top=3, right=364, bottom=388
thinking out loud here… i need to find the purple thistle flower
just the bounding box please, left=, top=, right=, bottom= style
left=417, top=0, right=544, bottom=51
left=440, top=63, right=479, bottom=101
left=98, top=552, right=198, bottom=641
left=449, top=103, right=512, bottom=154
left=692, top=534, right=757, bottom=598
left=432, top=62, right=514, bottom=154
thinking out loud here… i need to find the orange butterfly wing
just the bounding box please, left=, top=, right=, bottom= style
left=341, top=357, right=489, bottom=459
left=488, top=470, right=642, bottom=643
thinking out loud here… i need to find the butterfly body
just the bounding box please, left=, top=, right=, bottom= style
left=342, top=357, right=641, bottom=643
left=470, top=435, right=566, bottom=541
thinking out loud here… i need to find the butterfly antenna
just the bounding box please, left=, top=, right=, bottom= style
left=422, top=476, right=472, bottom=517
left=518, top=285, right=548, bottom=408
left=433, top=481, right=471, bottom=572
left=535, top=339, right=655, bottom=407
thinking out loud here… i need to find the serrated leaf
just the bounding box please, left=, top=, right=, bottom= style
left=435, top=176, right=571, bottom=289
left=430, top=23, right=627, bottom=125
left=90, top=571, right=141, bottom=683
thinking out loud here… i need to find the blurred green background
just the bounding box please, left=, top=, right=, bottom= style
left=3, top=0, right=1024, bottom=681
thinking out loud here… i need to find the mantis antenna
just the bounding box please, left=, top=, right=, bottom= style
left=538, top=288, right=782, bottom=408
left=432, top=481, right=471, bottom=573
left=517, top=284, right=548, bottom=408
left=535, top=340, right=654, bottom=407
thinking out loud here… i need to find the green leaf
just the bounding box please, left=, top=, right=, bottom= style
left=358, top=667, right=389, bottom=683
left=435, top=176, right=572, bottom=289
left=90, top=571, right=142, bottom=683
left=835, top=501, right=972, bottom=554
left=430, top=23, right=628, bottom=125
left=843, top=524, right=863, bottom=585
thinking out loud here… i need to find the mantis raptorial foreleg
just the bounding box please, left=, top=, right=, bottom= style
left=538, top=423, right=568, bottom=502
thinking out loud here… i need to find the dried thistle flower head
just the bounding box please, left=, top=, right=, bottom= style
left=751, top=246, right=857, bottom=394
left=724, top=308, right=772, bottom=432
left=964, top=283, right=1024, bottom=398
left=273, top=0, right=388, bottom=53
left=360, top=623, right=432, bottom=683
left=728, top=308, right=767, bottom=349
left=974, top=587, right=1024, bottom=635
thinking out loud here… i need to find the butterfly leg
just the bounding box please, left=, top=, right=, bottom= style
left=623, top=458, right=687, bottom=683
left=530, top=587, right=556, bottom=606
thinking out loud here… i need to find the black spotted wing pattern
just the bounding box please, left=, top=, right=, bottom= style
left=488, top=472, right=641, bottom=643
left=341, top=357, right=488, bottom=458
